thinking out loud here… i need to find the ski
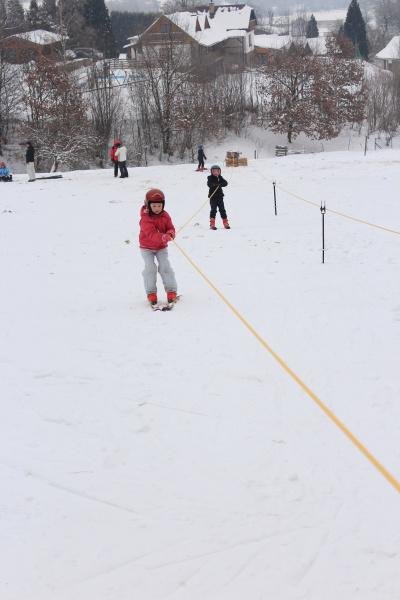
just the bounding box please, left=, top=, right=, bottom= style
left=150, top=303, right=173, bottom=311
left=35, top=175, right=63, bottom=180
left=149, top=295, right=180, bottom=312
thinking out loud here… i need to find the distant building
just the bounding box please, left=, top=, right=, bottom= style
left=1, top=30, right=64, bottom=64
left=254, top=34, right=328, bottom=64
left=375, top=36, right=400, bottom=73
left=124, top=3, right=257, bottom=73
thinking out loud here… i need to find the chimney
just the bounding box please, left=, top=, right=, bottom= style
left=209, top=1, right=216, bottom=18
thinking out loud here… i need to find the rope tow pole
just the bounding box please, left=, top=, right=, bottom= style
left=251, top=164, right=400, bottom=237
left=276, top=184, right=400, bottom=237
left=172, top=237, right=400, bottom=495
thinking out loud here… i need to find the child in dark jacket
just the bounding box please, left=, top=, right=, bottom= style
left=207, top=164, right=230, bottom=229
left=196, top=145, right=206, bottom=171
left=139, top=188, right=178, bottom=306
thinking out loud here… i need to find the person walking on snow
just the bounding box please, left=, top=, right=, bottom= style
left=109, top=139, right=120, bottom=177
left=25, top=141, right=35, bottom=182
left=139, top=188, right=178, bottom=306
left=196, top=144, right=206, bottom=171
left=115, top=142, right=128, bottom=178
left=207, top=164, right=230, bottom=229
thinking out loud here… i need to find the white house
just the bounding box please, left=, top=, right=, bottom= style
left=375, top=36, right=400, bottom=73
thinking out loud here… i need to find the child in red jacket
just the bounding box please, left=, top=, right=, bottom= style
left=139, top=188, right=178, bottom=306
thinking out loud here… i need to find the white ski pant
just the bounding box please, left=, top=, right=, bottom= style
left=140, top=247, right=177, bottom=295
left=27, top=162, right=35, bottom=181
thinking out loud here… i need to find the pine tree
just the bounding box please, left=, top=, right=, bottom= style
left=343, top=0, right=368, bottom=60
left=6, top=0, right=25, bottom=27
left=0, top=0, right=7, bottom=28
left=40, top=0, right=58, bottom=27
left=27, top=0, right=40, bottom=28
left=83, top=0, right=116, bottom=58
left=306, top=14, right=319, bottom=38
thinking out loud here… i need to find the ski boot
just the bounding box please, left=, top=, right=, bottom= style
left=147, top=292, right=158, bottom=306
left=210, top=218, right=217, bottom=230
left=223, top=218, right=231, bottom=229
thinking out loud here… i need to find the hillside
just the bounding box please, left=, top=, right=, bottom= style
left=1, top=148, right=400, bottom=599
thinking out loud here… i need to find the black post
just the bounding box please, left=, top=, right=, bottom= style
left=273, top=181, right=277, bottom=215
left=320, top=202, right=326, bottom=263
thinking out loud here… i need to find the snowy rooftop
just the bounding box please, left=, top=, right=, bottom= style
left=375, top=35, right=400, bottom=60
left=8, top=29, right=64, bottom=45
left=168, top=4, right=254, bottom=47
left=254, top=34, right=290, bottom=50
left=254, top=34, right=327, bottom=54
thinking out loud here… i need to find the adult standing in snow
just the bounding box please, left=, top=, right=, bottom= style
left=115, top=142, right=128, bottom=178
left=196, top=144, right=206, bottom=171
left=26, top=141, right=35, bottom=182
left=207, top=164, right=230, bottom=230
left=109, top=139, right=120, bottom=177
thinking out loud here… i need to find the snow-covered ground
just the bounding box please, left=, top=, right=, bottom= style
left=1, top=147, right=400, bottom=599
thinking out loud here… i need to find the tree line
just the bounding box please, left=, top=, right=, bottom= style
left=1, top=0, right=400, bottom=166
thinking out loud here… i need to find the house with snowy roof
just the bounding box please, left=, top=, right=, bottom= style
left=124, top=2, right=257, bottom=73
left=253, top=34, right=328, bottom=64
left=1, top=29, right=64, bottom=64
left=375, top=36, right=400, bottom=73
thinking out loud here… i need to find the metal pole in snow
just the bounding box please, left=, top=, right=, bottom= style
left=320, top=202, right=326, bottom=263
left=273, top=181, right=277, bottom=215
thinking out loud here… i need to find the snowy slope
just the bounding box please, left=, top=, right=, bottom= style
left=1, top=149, right=400, bottom=600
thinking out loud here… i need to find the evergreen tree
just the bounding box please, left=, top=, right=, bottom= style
left=61, top=0, right=92, bottom=48
left=306, top=14, right=319, bottom=38
left=83, top=0, right=116, bottom=58
left=0, top=0, right=7, bottom=29
left=344, top=0, right=368, bottom=60
left=27, top=0, right=40, bottom=28
left=110, top=11, right=157, bottom=54
left=40, top=0, right=58, bottom=27
left=6, top=0, right=25, bottom=27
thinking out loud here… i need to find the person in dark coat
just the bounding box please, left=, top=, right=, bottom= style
left=26, top=141, right=35, bottom=182
left=196, top=144, right=206, bottom=171
left=207, top=164, right=230, bottom=229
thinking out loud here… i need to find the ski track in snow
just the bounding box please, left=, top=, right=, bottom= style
left=1, top=150, right=400, bottom=600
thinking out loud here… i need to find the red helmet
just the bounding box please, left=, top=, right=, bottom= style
left=145, top=188, right=165, bottom=205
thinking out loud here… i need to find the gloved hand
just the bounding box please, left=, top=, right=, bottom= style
left=162, top=233, right=173, bottom=243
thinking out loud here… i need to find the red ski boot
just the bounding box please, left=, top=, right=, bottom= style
left=167, top=291, right=177, bottom=303
left=223, top=218, right=231, bottom=229
left=210, top=218, right=217, bottom=230
left=147, top=292, right=158, bottom=305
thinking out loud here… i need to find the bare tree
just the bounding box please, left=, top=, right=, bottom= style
left=291, top=8, right=308, bottom=37
left=138, top=41, right=192, bottom=156
left=257, top=43, right=365, bottom=142
left=86, top=62, right=122, bottom=164
left=0, top=19, right=23, bottom=151
left=23, top=58, right=97, bottom=170
left=365, top=70, right=400, bottom=136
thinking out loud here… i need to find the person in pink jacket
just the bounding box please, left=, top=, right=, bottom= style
left=139, top=188, right=178, bottom=306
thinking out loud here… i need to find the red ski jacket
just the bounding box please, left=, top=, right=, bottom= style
left=110, top=140, right=120, bottom=162
left=139, top=206, right=176, bottom=251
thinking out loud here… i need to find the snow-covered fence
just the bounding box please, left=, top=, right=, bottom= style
left=275, top=145, right=288, bottom=156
